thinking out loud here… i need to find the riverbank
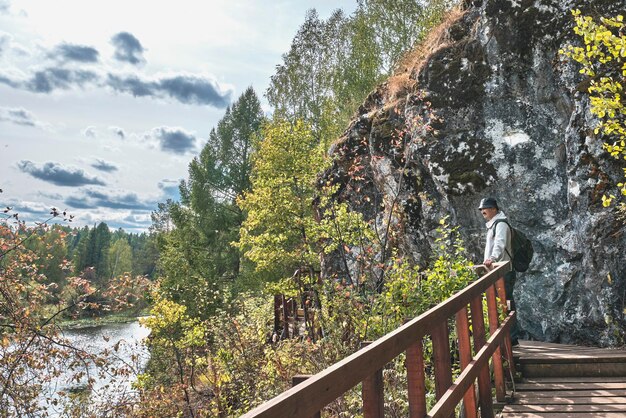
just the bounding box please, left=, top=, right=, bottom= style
left=59, top=309, right=151, bottom=329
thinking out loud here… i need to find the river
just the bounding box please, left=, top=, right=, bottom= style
left=40, top=320, right=151, bottom=417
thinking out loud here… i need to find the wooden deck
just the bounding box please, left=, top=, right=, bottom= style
left=500, top=340, right=626, bottom=418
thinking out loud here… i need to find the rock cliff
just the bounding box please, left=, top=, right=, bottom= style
left=324, top=0, right=626, bottom=346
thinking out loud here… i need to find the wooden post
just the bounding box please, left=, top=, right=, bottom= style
left=274, top=294, right=282, bottom=338
left=470, top=296, right=494, bottom=418
left=431, top=321, right=452, bottom=404
left=486, top=285, right=505, bottom=402
left=281, top=295, right=289, bottom=339
left=292, top=375, right=321, bottom=418
left=455, top=307, right=478, bottom=418
left=496, top=277, right=516, bottom=377
left=361, top=341, right=384, bottom=418
left=406, top=338, right=427, bottom=418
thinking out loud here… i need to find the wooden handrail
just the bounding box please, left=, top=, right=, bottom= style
left=241, top=262, right=515, bottom=418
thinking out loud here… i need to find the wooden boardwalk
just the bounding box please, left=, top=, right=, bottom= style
left=501, top=340, right=626, bottom=418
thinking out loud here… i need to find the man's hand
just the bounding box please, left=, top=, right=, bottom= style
left=484, top=258, right=494, bottom=268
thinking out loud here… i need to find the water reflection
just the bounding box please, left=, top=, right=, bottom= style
left=41, top=321, right=150, bottom=417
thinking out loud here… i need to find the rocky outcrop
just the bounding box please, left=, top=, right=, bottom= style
left=324, top=0, right=626, bottom=346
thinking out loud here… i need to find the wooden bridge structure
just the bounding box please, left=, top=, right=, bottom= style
left=241, top=262, right=626, bottom=418
left=503, top=341, right=626, bottom=417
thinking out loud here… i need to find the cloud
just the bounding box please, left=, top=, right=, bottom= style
left=51, top=43, right=99, bottom=63
left=0, top=68, right=95, bottom=93
left=65, top=188, right=155, bottom=210
left=0, top=64, right=230, bottom=109
left=27, top=67, right=99, bottom=93
left=0, top=66, right=99, bottom=93
left=0, top=73, right=19, bottom=88
left=17, top=160, right=106, bottom=187
left=152, top=126, right=198, bottom=154
left=83, top=126, right=97, bottom=138
left=107, top=73, right=231, bottom=107
left=106, top=213, right=152, bottom=232
left=91, top=159, right=118, bottom=173
left=158, top=179, right=181, bottom=201
left=0, top=107, right=42, bottom=127
left=9, top=201, right=52, bottom=217
left=111, top=32, right=145, bottom=65
left=0, top=33, right=10, bottom=56
left=0, top=0, right=9, bottom=14
left=38, top=191, right=63, bottom=200
left=108, top=126, right=126, bottom=139
left=160, top=75, right=232, bottom=107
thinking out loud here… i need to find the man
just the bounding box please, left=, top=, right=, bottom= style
left=478, top=197, right=519, bottom=345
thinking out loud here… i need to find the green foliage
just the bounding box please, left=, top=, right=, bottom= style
left=236, top=119, right=327, bottom=276
left=109, top=238, right=133, bottom=279
left=267, top=0, right=454, bottom=144
left=267, top=9, right=349, bottom=135
left=73, top=222, right=111, bottom=281
left=156, top=228, right=224, bottom=319
left=139, top=3, right=481, bottom=416
left=155, top=88, right=265, bottom=319
left=357, top=0, right=453, bottom=73
left=138, top=216, right=477, bottom=416
left=560, top=10, right=626, bottom=207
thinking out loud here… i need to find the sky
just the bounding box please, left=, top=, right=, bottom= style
left=0, top=0, right=356, bottom=233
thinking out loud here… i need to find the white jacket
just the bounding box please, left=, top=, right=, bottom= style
left=484, top=211, right=512, bottom=265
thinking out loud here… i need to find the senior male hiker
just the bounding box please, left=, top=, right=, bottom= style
left=479, top=197, right=519, bottom=345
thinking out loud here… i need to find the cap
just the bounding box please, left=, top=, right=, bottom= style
left=478, top=197, right=498, bottom=210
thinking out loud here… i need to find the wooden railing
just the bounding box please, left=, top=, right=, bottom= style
left=241, top=262, right=515, bottom=418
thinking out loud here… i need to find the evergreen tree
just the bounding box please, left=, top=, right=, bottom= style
left=109, top=238, right=133, bottom=279
left=156, top=88, right=265, bottom=318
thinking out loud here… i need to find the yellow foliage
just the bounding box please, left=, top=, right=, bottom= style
left=561, top=10, right=626, bottom=206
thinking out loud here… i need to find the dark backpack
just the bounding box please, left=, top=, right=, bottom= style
left=492, top=220, right=534, bottom=272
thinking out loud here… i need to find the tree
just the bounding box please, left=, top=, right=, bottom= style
left=71, top=225, right=91, bottom=274
left=236, top=119, right=327, bottom=275
left=357, top=0, right=453, bottom=73
left=109, top=237, right=133, bottom=278
left=561, top=10, right=626, bottom=207
left=156, top=88, right=265, bottom=318
left=24, top=224, right=70, bottom=290
left=80, top=222, right=112, bottom=282
left=266, top=9, right=350, bottom=135
left=130, top=232, right=159, bottom=278
left=0, top=204, right=135, bottom=416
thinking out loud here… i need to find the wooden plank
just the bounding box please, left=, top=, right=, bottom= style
left=495, top=277, right=515, bottom=377
left=362, top=369, right=384, bottom=418
left=455, top=307, right=477, bottom=418
left=515, top=389, right=626, bottom=398
left=513, top=396, right=626, bottom=405
left=516, top=382, right=626, bottom=391
left=291, top=375, right=321, bottom=418
left=514, top=342, right=626, bottom=362
left=360, top=341, right=384, bottom=418
left=427, top=313, right=514, bottom=418
left=431, top=321, right=453, bottom=406
left=516, top=355, right=626, bottom=363
left=522, top=377, right=626, bottom=383
left=486, top=284, right=505, bottom=402
left=502, top=413, right=626, bottom=418
left=240, top=262, right=511, bottom=418
left=470, top=295, right=494, bottom=418
left=518, top=363, right=626, bottom=378
left=406, top=339, right=427, bottom=418
left=503, top=404, right=626, bottom=412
